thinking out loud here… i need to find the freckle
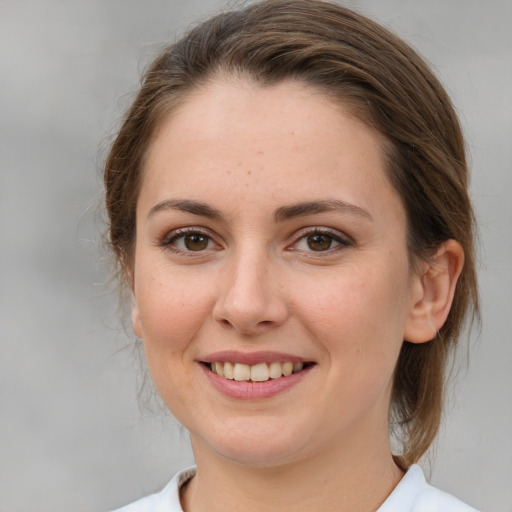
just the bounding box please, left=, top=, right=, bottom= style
left=247, top=170, right=252, bottom=175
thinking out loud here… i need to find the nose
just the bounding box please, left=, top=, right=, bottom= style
left=212, top=247, right=288, bottom=336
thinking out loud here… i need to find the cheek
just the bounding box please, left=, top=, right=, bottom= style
left=134, top=267, right=215, bottom=410
left=135, top=266, right=213, bottom=355
left=293, top=262, right=409, bottom=359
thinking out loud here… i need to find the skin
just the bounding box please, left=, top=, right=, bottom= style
left=130, top=78, right=463, bottom=512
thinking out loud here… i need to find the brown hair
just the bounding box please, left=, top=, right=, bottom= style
left=104, top=0, right=478, bottom=465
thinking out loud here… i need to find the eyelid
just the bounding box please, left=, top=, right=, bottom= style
left=287, top=226, right=352, bottom=252
left=157, top=225, right=351, bottom=255
left=158, top=226, right=222, bottom=253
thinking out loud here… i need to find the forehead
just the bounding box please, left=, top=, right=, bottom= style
left=140, top=78, right=401, bottom=221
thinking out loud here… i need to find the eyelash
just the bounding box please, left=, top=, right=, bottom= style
left=288, top=227, right=352, bottom=254
left=158, top=227, right=220, bottom=255
left=158, top=226, right=351, bottom=256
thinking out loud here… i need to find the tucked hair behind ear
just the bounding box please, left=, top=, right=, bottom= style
left=104, top=0, right=479, bottom=465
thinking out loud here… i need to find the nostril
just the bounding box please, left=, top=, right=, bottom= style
left=212, top=283, right=288, bottom=333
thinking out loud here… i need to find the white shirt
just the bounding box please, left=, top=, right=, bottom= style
left=112, top=464, right=477, bottom=512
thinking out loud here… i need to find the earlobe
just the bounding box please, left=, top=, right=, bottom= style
left=132, top=298, right=143, bottom=339
left=126, top=269, right=143, bottom=338
left=404, top=240, right=464, bottom=344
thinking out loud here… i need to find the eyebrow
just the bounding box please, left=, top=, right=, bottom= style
left=147, top=199, right=224, bottom=221
left=147, top=198, right=372, bottom=223
left=274, top=199, right=372, bottom=222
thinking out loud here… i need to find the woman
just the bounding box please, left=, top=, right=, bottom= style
left=104, top=1, right=479, bottom=510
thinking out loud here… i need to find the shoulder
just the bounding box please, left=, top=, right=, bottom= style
left=378, top=464, right=478, bottom=512
left=412, top=486, right=478, bottom=512
left=111, top=467, right=196, bottom=512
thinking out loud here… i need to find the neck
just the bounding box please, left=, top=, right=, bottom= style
left=181, top=433, right=403, bottom=512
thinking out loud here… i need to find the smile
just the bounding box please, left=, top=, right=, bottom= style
left=208, top=361, right=306, bottom=382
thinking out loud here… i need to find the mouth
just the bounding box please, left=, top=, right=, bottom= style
left=203, top=360, right=315, bottom=382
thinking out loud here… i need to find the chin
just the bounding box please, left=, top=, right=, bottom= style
left=190, top=420, right=310, bottom=469
left=217, top=444, right=303, bottom=469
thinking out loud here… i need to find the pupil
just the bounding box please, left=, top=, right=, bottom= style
left=307, top=234, right=332, bottom=251
left=185, top=234, right=208, bottom=251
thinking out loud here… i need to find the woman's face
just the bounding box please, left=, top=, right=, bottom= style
left=131, top=79, right=423, bottom=467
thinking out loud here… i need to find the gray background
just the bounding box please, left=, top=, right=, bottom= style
left=1, top=0, right=511, bottom=511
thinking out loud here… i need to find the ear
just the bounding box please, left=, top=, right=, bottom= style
left=404, top=240, right=464, bottom=343
left=126, top=268, right=143, bottom=339
left=131, top=296, right=143, bottom=339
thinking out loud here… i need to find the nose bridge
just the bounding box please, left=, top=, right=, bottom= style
left=213, top=241, right=286, bottom=334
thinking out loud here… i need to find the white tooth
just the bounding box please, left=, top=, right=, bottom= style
left=214, top=361, right=224, bottom=377
left=293, top=362, right=304, bottom=373
left=234, top=363, right=251, bottom=381
left=250, top=363, right=270, bottom=382
left=282, top=362, right=293, bottom=377
left=269, top=362, right=283, bottom=379
left=224, top=361, right=234, bottom=379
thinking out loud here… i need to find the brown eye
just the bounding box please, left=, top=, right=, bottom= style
left=290, top=229, right=348, bottom=254
left=306, top=233, right=333, bottom=251
left=162, top=229, right=219, bottom=254
left=184, top=233, right=210, bottom=251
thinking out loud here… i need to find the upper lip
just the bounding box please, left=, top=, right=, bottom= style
left=200, top=351, right=313, bottom=366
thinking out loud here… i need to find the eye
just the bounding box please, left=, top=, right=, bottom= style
left=161, top=228, right=219, bottom=253
left=177, top=233, right=211, bottom=251
left=304, top=233, right=337, bottom=251
left=290, top=228, right=350, bottom=253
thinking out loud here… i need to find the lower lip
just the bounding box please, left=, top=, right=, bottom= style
left=200, top=364, right=313, bottom=400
